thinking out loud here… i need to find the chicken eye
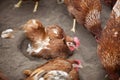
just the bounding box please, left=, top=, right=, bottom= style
left=67, top=42, right=70, bottom=45
left=70, top=42, right=73, bottom=45
left=67, top=42, right=74, bottom=46
left=68, top=42, right=71, bottom=45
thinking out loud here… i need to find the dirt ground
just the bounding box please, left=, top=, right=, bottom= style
left=0, top=0, right=112, bottom=80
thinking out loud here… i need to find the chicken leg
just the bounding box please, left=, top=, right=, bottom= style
left=33, top=1, right=39, bottom=12
left=71, top=19, right=76, bottom=33
left=14, top=0, right=23, bottom=8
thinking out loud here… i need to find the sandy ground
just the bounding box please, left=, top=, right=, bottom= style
left=0, top=0, right=112, bottom=80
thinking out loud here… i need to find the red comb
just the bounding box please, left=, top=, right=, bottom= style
left=74, top=59, right=81, bottom=64
left=73, top=37, right=80, bottom=47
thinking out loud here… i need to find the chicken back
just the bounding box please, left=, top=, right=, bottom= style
left=23, top=58, right=80, bottom=80
left=97, top=0, right=120, bottom=80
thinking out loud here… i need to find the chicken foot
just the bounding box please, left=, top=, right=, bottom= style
left=71, top=19, right=76, bottom=33
left=14, top=0, right=23, bottom=8
left=33, top=1, right=39, bottom=12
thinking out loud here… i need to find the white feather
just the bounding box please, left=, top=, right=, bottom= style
left=53, top=29, right=58, bottom=34
left=27, top=37, right=50, bottom=55
left=1, top=29, right=14, bottom=38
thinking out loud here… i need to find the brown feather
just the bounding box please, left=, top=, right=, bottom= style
left=24, top=58, right=80, bottom=80
left=97, top=0, right=120, bottom=80
left=64, top=0, right=102, bottom=38
left=23, top=20, right=78, bottom=59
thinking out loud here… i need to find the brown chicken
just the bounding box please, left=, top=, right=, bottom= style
left=23, top=58, right=82, bottom=80
left=0, top=72, right=9, bottom=80
left=14, top=0, right=39, bottom=12
left=58, top=0, right=102, bottom=39
left=97, top=0, right=120, bottom=80
left=23, top=19, right=80, bottom=59
left=103, top=0, right=117, bottom=9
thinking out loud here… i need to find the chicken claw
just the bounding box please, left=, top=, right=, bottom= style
left=33, top=1, right=39, bottom=12
left=71, top=19, right=76, bottom=33
left=14, top=0, right=23, bottom=8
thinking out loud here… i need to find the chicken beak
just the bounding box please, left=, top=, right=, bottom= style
left=72, top=63, right=83, bottom=69
left=78, top=64, right=83, bottom=68
left=72, top=45, right=79, bottom=51
left=75, top=47, right=79, bottom=50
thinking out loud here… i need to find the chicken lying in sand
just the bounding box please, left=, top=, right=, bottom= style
left=23, top=19, right=80, bottom=59
left=23, top=58, right=82, bottom=80
left=58, top=0, right=102, bottom=39
left=97, top=0, right=120, bottom=80
left=14, top=0, right=39, bottom=12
